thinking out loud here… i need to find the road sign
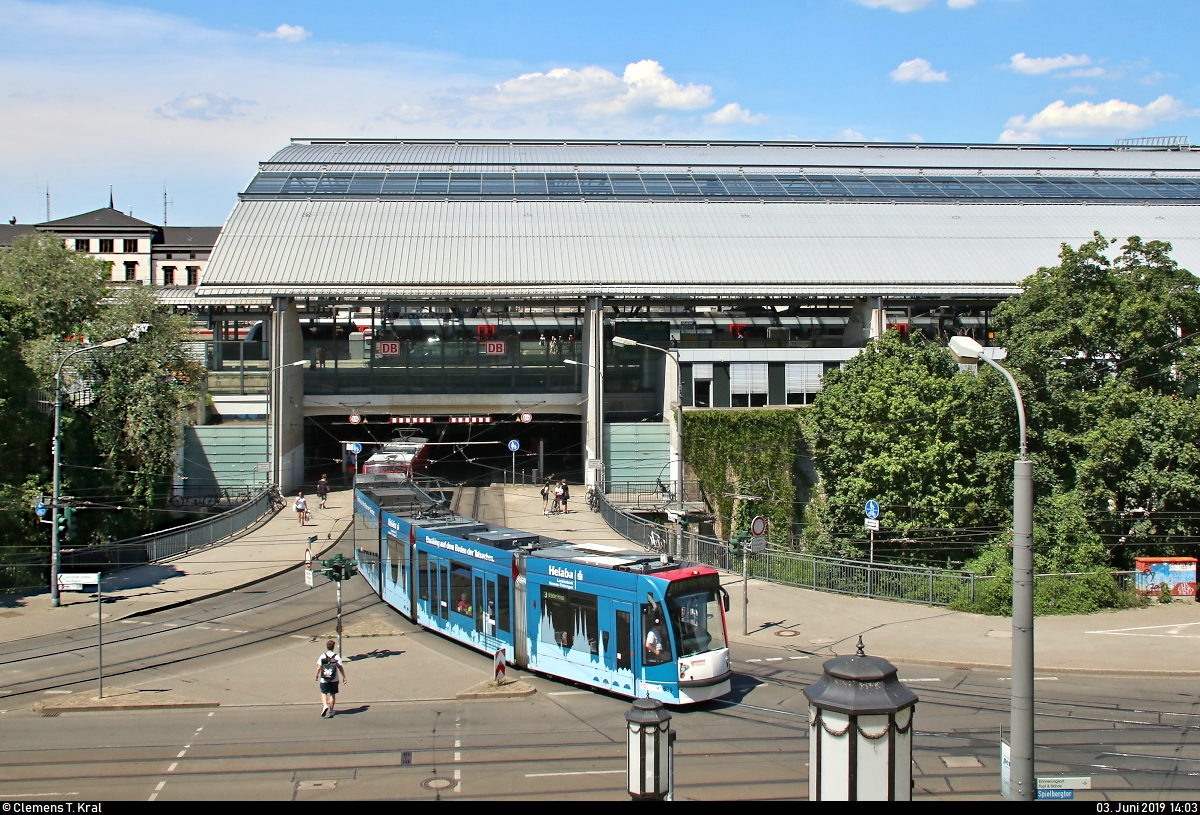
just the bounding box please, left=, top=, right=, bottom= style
left=1000, top=740, right=1010, bottom=800
left=1036, top=790, right=1073, bottom=800
left=377, top=341, right=400, bottom=356
left=519, top=412, right=533, bottom=424
left=750, top=515, right=767, bottom=537
left=305, top=548, right=312, bottom=568
left=348, top=442, right=362, bottom=455
left=484, top=340, right=507, bottom=356
left=507, top=439, right=520, bottom=452
left=305, top=566, right=314, bottom=587
left=1037, top=777, right=1090, bottom=791
left=348, top=413, right=362, bottom=425
left=865, top=499, right=880, bottom=520
left=750, top=535, right=766, bottom=553
left=57, top=572, right=100, bottom=591
left=494, top=647, right=507, bottom=683
left=864, top=518, right=880, bottom=532
left=34, top=502, right=46, bottom=518
left=255, top=461, right=270, bottom=472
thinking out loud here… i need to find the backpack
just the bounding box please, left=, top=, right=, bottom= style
left=319, top=653, right=339, bottom=682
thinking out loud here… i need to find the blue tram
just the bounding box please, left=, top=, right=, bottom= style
left=352, top=477, right=732, bottom=705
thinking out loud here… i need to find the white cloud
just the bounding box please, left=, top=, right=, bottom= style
left=703, top=102, right=766, bottom=125
left=155, top=92, right=255, bottom=121
left=258, top=23, right=310, bottom=42
left=1008, top=52, right=1091, bottom=75
left=890, top=58, right=948, bottom=83
left=1060, top=66, right=1106, bottom=78
left=1066, top=85, right=1098, bottom=95
left=854, top=0, right=932, bottom=10
left=836, top=128, right=865, bottom=141
left=946, top=0, right=977, bottom=6
left=1141, top=71, right=1166, bottom=86
left=1000, top=94, right=1196, bottom=142
left=481, top=60, right=713, bottom=117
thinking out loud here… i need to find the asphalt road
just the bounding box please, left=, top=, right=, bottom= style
left=1, top=550, right=1198, bottom=801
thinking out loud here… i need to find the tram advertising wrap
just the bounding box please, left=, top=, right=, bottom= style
left=352, top=478, right=732, bottom=704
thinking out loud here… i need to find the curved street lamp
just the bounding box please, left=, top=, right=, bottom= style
left=948, top=335, right=1034, bottom=801
left=51, top=337, right=129, bottom=607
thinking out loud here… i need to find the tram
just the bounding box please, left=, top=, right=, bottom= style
left=361, top=437, right=430, bottom=477
left=352, top=476, right=732, bottom=705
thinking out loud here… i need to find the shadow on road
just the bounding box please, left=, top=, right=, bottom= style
left=347, top=649, right=405, bottom=662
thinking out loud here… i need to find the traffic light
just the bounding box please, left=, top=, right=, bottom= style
left=56, top=507, right=75, bottom=541
left=320, top=553, right=360, bottom=582
left=729, top=534, right=748, bottom=559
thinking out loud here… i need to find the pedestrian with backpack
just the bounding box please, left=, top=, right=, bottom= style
left=541, top=478, right=551, bottom=515
left=315, top=640, right=347, bottom=718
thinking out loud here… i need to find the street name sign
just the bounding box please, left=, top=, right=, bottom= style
left=58, top=572, right=100, bottom=591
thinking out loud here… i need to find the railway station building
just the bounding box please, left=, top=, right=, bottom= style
left=171, top=138, right=1200, bottom=492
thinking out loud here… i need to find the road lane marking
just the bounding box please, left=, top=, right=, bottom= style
left=155, top=782, right=166, bottom=791
left=148, top=795, right=158, bottom=802
left=1086, top=622, right=1200, bottom=639
left=525, top=770, right=624, bottom=778
left=167, top=763, right=178, bottom=772
left=196, top=626, right=210, bottom=630
left=454, top=752, right=461, bottom=761
left=163, top=623, right=178, bottom=628
left=176, top=750, right=187, bottom=758
left=548, top=691, right=590, bottom=696
left=902, top=678, right=942, bottom=682
left=788, top=656, right=810, bottom=660
left=765, top=657, right=784, bottom=662
left=207, top=712, right=214, bottom=717
left=44, top=690, right=71, bottom=695
left=998, top=677, right=1058, bottom=681
left=745, top=658, right=762, bottom=663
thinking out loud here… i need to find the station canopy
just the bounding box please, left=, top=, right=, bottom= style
left=197, top=139, right=1200, bottom=300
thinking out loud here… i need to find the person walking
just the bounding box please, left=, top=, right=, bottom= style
left=315, top=640, right=347, bottom=718
left=316, top=475, right=329, bottom=510
left=541, top=478, right=552, bottom=515
left=553, top=481, right=563, bottom=514
left=294, top=492, right=309, bottom=527
left=559, top=479, right=570, bottom=514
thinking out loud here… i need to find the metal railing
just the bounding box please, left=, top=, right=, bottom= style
left=596, top=491, right=1135, bottom=608
left=603, top=479, right=703, bottom=508
left=60, top=486, right=277, bottom=575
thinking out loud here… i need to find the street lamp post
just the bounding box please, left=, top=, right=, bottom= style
left=612, top=337, right=686, bottom=552
left=50, top=337, right=129, bottom=608
left=949, top=335, right=1033, bottom=801
left=564, top=358, right=603, bottom=489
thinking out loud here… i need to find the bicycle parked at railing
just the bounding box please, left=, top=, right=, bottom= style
left=586, top=486, right=600, bottom=512
left=268, top=484, right=286, bottom=511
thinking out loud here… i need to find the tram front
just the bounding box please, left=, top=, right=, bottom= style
left=641, top=567, right=732, bottom=704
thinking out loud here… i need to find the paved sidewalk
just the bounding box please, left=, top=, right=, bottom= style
left=503, top=485, right=1200, bottom=675
left=0, top=489, right=354, bottom=643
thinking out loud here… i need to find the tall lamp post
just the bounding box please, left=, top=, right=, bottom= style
left=611, top=337, right=685, bottom=522
left=564, top=358, right=603, bottom=490
left=948, top=335, right=1033, bottom=801
left=51, top=337, right=130, bottom=607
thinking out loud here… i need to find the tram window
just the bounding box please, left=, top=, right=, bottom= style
left=387, top=535, right=400, bottom=584
left=641, top=604, right=673, bottom=665
left=474, top=575, right=485, bottom=631
left=451, top=561, right=473, bottom=615
left=438, top=562, right=449, bottom=619
left=497, top=574, right=511, bottom=632
left=418, top=551, right=429, bottom=601
left=400, top=540, right=408, bottom=591
left=615, top=609, right=632, bottom=671
left=667, top=590, right=728, bottom=657
left=540, top=587, right=599, bottom=655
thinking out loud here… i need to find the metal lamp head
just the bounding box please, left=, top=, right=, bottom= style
left=612, top=336, right=636, bottom=347
left=948, top=335, right=984, bottom=365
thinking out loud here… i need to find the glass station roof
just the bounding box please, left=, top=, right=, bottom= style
left=243, top=170, right=1200, bottom=203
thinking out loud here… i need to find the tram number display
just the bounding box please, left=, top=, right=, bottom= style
left=484, top=341, right=506, bottom=356
left=378, top=341, right=400, bottom=356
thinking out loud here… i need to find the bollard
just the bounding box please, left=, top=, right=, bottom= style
left=803, top=637, right=918, bottom=801
left=626, top=697, right=673, bottom=801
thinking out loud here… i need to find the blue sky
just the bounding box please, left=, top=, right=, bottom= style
left=3, top=0, right=1198, bottom=225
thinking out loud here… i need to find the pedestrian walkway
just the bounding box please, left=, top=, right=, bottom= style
left=0, top=489, right=354, bottom=643
left=503, top=485, right=1200, bottom=675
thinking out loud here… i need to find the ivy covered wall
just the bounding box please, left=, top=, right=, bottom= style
left=681, top=409, right=806, bottom=546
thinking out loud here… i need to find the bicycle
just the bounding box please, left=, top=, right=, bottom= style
left=267, top=484, right=286, bottom=512
left=586, top=487, right=600, bottom=513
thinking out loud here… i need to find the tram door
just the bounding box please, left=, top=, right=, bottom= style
left=475, top=574, right=498, bottom=638
left=611, top=601, right=634, bottom=692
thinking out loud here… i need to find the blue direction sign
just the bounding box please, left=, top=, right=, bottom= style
left=507, top=440, right=520, bottom=452
left=865, top=499, right=880, bottom=520
left=348, top=442, right=362, bottom=455
left=34, top=502, right=46, bottom=518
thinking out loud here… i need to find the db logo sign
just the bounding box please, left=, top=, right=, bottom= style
left=378, top=341, right=400, bottom=356
left=484, top=341, right=506, bottom=356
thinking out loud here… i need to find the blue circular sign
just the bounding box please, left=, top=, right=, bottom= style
left=865, top=499, right=880, bottom=520
left=348, top=442, right=362, bottom=455
left=507, top=440, right=520, bottom=452
left=34, top=502, right=46, bottom=517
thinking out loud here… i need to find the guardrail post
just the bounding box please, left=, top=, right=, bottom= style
left=928, top=569, right=934, bottom=604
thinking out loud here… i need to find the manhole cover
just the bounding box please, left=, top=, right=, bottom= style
left=774, top=629, right=799, bottom=638
left=421, top=777, right=457, bottom=791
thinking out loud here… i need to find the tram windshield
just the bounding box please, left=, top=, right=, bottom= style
left=666, top=589, right=727, bottom=657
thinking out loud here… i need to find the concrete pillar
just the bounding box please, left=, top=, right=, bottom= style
left=663, top=354, right=681, bottom=497
left=582, top=297, right=604, bottom=488
left=271, top=297, right=306, bottom=493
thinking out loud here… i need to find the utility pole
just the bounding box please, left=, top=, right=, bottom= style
left=321, top=554, right=359, bottom=656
